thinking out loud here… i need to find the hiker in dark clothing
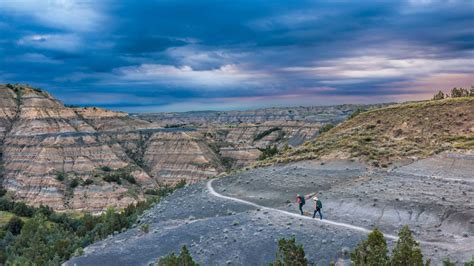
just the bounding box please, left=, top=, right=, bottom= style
left=312, top=196, right=323, bottom=220
left=296, top=194, right=305, bottom=215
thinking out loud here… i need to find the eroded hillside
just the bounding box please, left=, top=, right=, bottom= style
left=262, top=97, right=474, bottom=167
left=0, top=84, right=364, bottom=211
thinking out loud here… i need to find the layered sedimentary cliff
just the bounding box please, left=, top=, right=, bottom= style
left=0, top=84, right=368, bottom=211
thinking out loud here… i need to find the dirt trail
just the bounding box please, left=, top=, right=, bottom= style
left=207, top=179, right=457, bottom=250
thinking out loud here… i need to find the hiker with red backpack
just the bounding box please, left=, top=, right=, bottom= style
left=312, top=196, right=323, bottom=220
left=296, top=193, right=317, bottom=215
left=296, top=194, right=306, bottom=215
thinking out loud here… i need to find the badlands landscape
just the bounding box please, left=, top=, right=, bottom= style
left=67, top=96, right=474, bottom=265
left=0, top=84, right=474, bottom=265
left=0, top=84, right=472, bottom=265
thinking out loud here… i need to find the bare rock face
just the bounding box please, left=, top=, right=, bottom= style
left=0, top=85, right=154, bottom=211
left=0, top=84, right=366, bottom=211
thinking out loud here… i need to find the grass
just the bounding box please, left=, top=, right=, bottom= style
left=258, top=97, right=474, bottom=166
left=0, top=211, right=30, bottom=226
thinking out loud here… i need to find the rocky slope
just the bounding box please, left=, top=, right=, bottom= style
left=67, top=155, right=473, bottom=265
left=263, top=97, right=474, bottom=167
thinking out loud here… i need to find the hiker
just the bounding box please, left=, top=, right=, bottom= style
left=312, top=196, right=323, bottom=220
left=296, top=194, right=305, bottom=215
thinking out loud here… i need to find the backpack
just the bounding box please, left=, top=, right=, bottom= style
left=317, top=200, right=322, bottom=209
left=299, top=196, right=305, bottom=205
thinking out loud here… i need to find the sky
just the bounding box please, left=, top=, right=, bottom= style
left=0, top=0, right=473, bottom=112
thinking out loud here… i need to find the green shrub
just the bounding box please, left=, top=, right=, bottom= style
left=103, top=174, right=121, bottom=184
left=391, top=225, right=428, bottom=266
left=12, top=202, right=34, bottom=217
left=348, top=108, right=365, bottom=119
left=140, top=223, right=149, bottom=233
left=157, top=245, right=198, bottom=266
left=258, top=145, right=279, bottom=160
left=318, top=124, right=334, bottom=134
left=443, top=257, right=456, bottom=266
left=83, top=179, right=94, bottom=186
left=351, top=228, right=389, bottom=266
left=56, top=172, right=66, bottom=181
left=270, top=237, right=308, bottom=266
left=254, top=127, right=281, bottom=141
left=0, top=187, right=6, bottom=197
left=464, top=257, right=474, bottom=266
left=69, top=179, right=80, bottom=189
left=5, top=216, right=24, bottom=235
left=100, top=166, right=112, bottom=172
left=123, top=175, right=137, bottom=184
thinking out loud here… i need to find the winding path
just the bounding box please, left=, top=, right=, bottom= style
left=207, top=178, right=455, bottom=249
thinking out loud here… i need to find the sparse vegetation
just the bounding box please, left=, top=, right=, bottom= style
left=258, top=145, right=279, bottom=160
left=99, top=166, right=112, bottom=172
left=318, top=123, right=334, bottom=134
left=100, top=166, right=137, bottom=185
left=270, top=237, right=308, bottom=266
left=56, top=172, right=66, bottom=181
left=259, top=97, right=473, bottom=167
left=140, top=223, right=149, bottom=233
left=0, top=181, right=185, bottom=264
left=156, top=245, right=199, bottom=266
left=254, top=127, right=282, bottom=141
left=432, top=86, right=474, bottom=100
left=348, top=107, right=366, bottom=119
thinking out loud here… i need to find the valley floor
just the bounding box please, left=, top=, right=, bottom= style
left=67, top=152, right=474, bottom=265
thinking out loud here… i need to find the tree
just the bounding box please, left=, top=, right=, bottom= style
left=5, top=216, right=24, bottom=235
left=432, top=91, right=445, bottom=100
left=351, top=228, right=389, bottom=266
left=464, top=256, right=474, bottom=266
left=391, top=225, right=428, bottom=266
left=451, top=87, right=469, bottom=98
left=270, top=237, right=308, bottom=266
left=157, top=245, right=199, bottom=266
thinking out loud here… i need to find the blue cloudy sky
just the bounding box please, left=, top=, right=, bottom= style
left=0, top=0, right=473, bottom=112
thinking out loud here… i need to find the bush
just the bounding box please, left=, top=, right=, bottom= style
left=0, top=187, right=7, bottom=197
left=443, top=257, right=456, bottom=266
left=100, top=166, right=112, bottom=172
left=258, top=145, right=279, bottom=160
left=318, top=124, right=334, bottom=134
left=433, top=91, right=445, bottom=100
left=103, top=174, right=121, bottom=184
left=254, top=127, right=281, bottom=141
left=140, top=223, right=149, bottom=233
left=5, top=216, right=24, bottom=235
left=270, top=237, right=307, bottom=266
left=69, top=179, right=80, bottom=189
left=83, top=179, right=94, bottom=186
left=123, top=175, right=137, bottom=184
left=12, top=202, right=34, bottom=217
left=56, top=172, right=66, bottom=181
left=351, top=228, right=388, bottom=266
left=349, top=108, right=365, bottom=119
left=391, top=225, right=428, bottom=266
left=157, top=245, right=198, bottom=266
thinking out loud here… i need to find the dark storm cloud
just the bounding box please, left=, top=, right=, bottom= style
left=0, top=0, right=473, bottom=111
